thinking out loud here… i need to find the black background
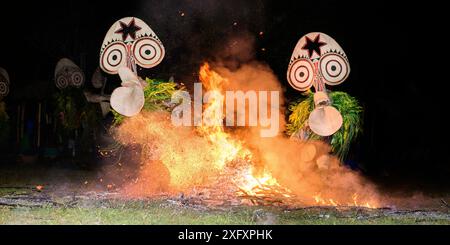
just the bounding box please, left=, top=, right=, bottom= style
left=1, top=225, right=449, bottom=243
left=0, top=0, right=448, bottom=192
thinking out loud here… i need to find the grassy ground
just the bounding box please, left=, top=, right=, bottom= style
left=1, top=192, right=449, bottom=225
left=1, top=204, right=449, bottom=225
left=1, top=166, right=449, bottom=225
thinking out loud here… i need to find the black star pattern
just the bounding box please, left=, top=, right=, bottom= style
left=115, top=18, right=142, bottom=41
left=301, top=34, right=327, bottom=57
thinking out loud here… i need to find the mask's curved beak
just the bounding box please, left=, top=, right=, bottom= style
left=110, top=67, right=145, bottom=117
left=118, top=67, right=141, bottom=87
left=308, top=91, right=343, bottom=136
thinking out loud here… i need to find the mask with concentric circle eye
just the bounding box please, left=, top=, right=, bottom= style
left=54, top=58, right=85, bottom=89
left=100, top=42, right=128, bottom=74
left=287, top=33, right=350, bottom=136
left=132, top=37, right=165, bottom=69
left=319, top=52, right=349, bottom=86
left=287, top=58, right=315, bottom=91
left=0, top=67, right=10, bottom=97
left=287, top=32, right=350, bottom=91
left=99, top=17, right=165, bottom=117
left=99, top=17, right=165, bottom=74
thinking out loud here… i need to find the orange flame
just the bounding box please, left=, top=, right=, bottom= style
left=197, top=63, right=293, bottom=201
left=117, top=62, right=380, bottom=209
left=197, top=63, right=249, bottom=168
left=312, top=192, right=378, bottom=208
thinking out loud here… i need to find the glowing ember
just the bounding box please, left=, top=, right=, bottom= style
left=235, top=168, right=293, bottom=198
left=312, top=193, right=377, bottom=208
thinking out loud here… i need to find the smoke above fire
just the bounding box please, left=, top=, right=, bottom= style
left=106, top=32, right=383, bottom=208
left=135, top=0, right=267, bottom=81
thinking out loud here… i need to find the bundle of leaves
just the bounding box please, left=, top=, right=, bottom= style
left=113, top=78, right=182, bottom=124
left=54, top=88, right=86, bottom=130
left=287, top=91, right=363, bottom=159
left=54, top=88, right=102, bottom=157
left=54, top=88, right=101, bottom=131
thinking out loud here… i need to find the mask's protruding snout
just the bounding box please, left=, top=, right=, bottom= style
left=308, top=91, right=343, bottom=136
left=110, top=66, right=145, bottom=117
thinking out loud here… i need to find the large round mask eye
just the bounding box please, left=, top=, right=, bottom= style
left=132, top=37, right=165, bottom=68
left=100, top=42, right=127, bottom=74
left=287, top=58, right=314, bottom=91
left=70, top=71, right=84, bottom=88
left=0, top=81, right=9, bottom=97
left=55, top=75, right=69, bottom=89
left=319, top=53, right=350, bottom=85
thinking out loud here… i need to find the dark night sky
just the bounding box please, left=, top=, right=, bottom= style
left=0, top=1, right=448, bottom=188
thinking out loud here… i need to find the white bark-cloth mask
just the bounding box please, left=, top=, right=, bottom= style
left=287, top=32, right=350, bottom=92
left=287, top=33, right=350, bottom=136
left=99, top=17, right=165, bottom=75
left=99, top=17, right=165, bottom=117
left=54, top=58, right=85, bottom=89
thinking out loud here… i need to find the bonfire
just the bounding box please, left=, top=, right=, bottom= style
left=109, top=63, right=380, bottom=209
